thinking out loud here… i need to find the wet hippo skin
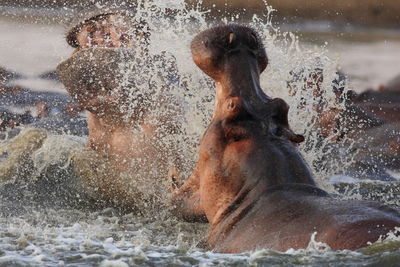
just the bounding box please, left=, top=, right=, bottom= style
left=171, top=24, right=400, bottom=253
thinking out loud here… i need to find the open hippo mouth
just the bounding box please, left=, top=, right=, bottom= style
left=57, top=48, right=136, bottom=101
left=191, top=24, right=304, bottom=144
left=56, top=48, right=160, bottom=119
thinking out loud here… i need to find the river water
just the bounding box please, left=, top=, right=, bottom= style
left=1, top=1, right=400, bottom=266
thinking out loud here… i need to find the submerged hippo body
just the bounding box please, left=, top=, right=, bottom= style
left=210, top=184, right=400, bottom=252
left=171, top=25, right=400, bottom=253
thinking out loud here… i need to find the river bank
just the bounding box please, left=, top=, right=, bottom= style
left=2, top=0, right=400, bottom=28
left=1, top=15, right=399, bottom=93
left=198, top=0, right=400, bottom=28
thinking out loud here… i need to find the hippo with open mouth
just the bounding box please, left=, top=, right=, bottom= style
left=170, top=24, right=400, bottom=253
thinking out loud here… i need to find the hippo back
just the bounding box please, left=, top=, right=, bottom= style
left=209, top=184, right=400, bottom=253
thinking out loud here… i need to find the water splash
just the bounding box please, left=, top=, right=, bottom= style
left=96, top=0, right=355, bottom=190
left=1, top=0, right=392, bottom=208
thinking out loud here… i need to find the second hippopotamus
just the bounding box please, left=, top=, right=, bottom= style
left=170, top=24, right=400, bottom=253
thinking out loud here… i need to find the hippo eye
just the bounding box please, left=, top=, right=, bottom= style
left=214, top=33, right=236, bottom=50
left=226, top=32, right=236, bottom=49
left=228, top=32, right=235, bottom=44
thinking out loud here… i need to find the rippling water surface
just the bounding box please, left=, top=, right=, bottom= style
left=1, top=208, right=399, bottom=266
left=1, top=1, right=400, bottom=266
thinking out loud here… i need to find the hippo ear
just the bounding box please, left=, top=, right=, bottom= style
left=270, top=98, right=305, bottom=144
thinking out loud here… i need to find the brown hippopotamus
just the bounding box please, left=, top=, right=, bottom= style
left=58, top=8, right=152, bottom=171
left=286, top=66, right=388, bottom=141
left=57, top=8, right=182, bottom=207
left=170, top=24, right=400, bottom=253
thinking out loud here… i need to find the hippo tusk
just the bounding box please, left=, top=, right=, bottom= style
left=281, top=127, right=305, bottom=144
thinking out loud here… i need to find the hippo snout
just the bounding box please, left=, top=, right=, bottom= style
left=191, top=24, right=268, bottom=80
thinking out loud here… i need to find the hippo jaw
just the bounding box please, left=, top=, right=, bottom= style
left=192, top=25, right=269, bottom=116
left=191, top=24, right=305, bottom=144
left=189, top=25, right=315, bottom=224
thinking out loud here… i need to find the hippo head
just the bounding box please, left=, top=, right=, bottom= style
left=190, top=25, right=316, bottom=223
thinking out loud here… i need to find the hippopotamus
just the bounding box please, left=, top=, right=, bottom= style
left=284, top=55, right=399, bottom=180
left=170, top=24, right=400, bottom=253
left=58, top=9, right=147, bottom=168
left=55, top=8, right=183, bottom=207
left=286, top=63, right=389, bottom=141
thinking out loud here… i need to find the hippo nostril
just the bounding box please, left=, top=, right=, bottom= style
left=228, top=99, right=235, bottom=109
left=224, top=97, right=243, bottom=121
left=228, top=32, right=235, bottom=44
left=227, top=98, right=239, bottom=112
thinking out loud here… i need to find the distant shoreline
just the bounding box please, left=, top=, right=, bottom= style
left=196, top=0, right=400, bottom=28
left=1, top=0, right=400, bottom=28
